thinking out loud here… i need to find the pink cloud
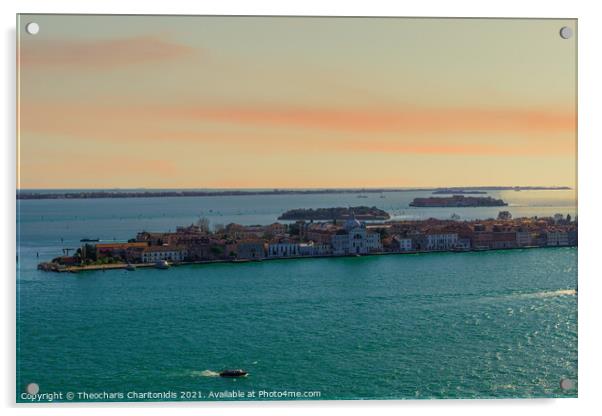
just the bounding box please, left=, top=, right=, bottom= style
left=19, top=102, right=575, bottom=157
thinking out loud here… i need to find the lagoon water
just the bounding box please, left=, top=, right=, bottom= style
left=16, top=189, right=577, bottom=400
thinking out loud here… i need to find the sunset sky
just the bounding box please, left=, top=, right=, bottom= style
left=17, top=15, right=577, bottom=189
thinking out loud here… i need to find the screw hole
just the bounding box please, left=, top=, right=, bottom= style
left=26, top=22, right=40, bottom=35
left=559, top=26, right=572, bottom=40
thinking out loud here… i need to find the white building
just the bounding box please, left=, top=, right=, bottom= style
left=331, top=217, right=382, bottom=255
left=516, top=231, right=534, bottom=246
left=267, top=242, right=300, bottom=258
left=394, top=237, right=413, bottom=252
left=312, top=243, right=332, bottom=256
left=141, top=246, right=187, bottom=263
left=426, top=233, right=458, bottom=251
left=456, top=238, right=472, bottom=250
left=546, top=231, right=569, bottom=246
left=299, top=242, right=331, bottom=256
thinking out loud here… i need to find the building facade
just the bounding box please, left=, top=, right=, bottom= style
left=394, top=237, right=413, bottom=252
left=267, top=242, right=300, bottom=258
left=516, top=231, right=534, bottom=247
left=546, top=231, right=569, bottom=246
left=236, top=241, right=266, bottom=259
left=426, top=233, right=458, bottom=250
left=331, top=218, right=382, bottom=255
left=141, top=246, right=187, bottom=263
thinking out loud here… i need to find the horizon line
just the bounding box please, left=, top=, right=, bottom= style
left=16, top=185, right=574, bottom=191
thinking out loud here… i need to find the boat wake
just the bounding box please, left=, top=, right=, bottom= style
left=192, top=370, right=220, bottom=377
left=518, top=289, right=576, bottom=299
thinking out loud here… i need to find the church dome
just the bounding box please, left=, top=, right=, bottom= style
left=345, top=217, right=362, bottom=230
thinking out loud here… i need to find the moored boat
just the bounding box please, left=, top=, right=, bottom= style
left=155, top=260, right=170, bottom=269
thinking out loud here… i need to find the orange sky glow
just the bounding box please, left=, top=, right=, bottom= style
left=17, top=16, right=577, bottom=189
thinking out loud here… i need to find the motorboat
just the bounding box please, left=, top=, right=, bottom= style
left=155, top=260, right=170, bottom=269
left=219, top=369, right=248, bottom=378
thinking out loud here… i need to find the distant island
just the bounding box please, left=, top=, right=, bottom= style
left=410, top=195, right=508, bottom=208
left=16, top=186, right=571, bottom=200
left=431, top=186, right=570, bottom=192
left=433, top=190, right=487, bottom=195
left=278, top=206, right=390, bottom=221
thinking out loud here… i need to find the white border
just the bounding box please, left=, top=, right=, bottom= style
left=3, top=1, right=601, bottom=416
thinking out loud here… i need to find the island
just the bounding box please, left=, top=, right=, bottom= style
left=37, top=209, right=576, bottom=273
left=278, top=206, right=390, bottom=221
left=409, top=195, right=508, bottom=207
left=432, top=190, right=487, bottom=195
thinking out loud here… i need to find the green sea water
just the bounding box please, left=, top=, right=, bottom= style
left=16, top=192, right=577, bottom=401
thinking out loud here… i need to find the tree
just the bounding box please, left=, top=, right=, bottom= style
left=82, top=243, right=97, bottom=261
left=210, top=245, right=224, bottom=255
left=288, top=223, right=300, bottom=236
left=376, top=228, right=389, bottom=240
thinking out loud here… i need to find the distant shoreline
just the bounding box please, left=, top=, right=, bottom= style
left=17, top=186, right=572, bottom=200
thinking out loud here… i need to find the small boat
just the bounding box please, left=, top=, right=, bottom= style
left=80, top=238, right=100, bottom=242
left=155, top=260, right=170, bottom=269
left=125, top=263, right=136, bottom=271
left=219, top=369, right=248, bottom=378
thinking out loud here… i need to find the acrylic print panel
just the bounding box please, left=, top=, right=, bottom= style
left=16, top=15, right=577, bottom=402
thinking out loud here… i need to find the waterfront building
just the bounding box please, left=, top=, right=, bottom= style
left=135, top=231, right=168, bottom=245
left=225, top=223, right=286, bottom=240
left=299, top=242, right=332, bottom=256
left=393, top=236, right=413, bottom=252
left=95, top=242, right=149, bottom=260
left=533, top=232, right=548, bottom=247
left=456, top=238, right=472, bottom=250
left=141, top=245, right=187, bottom=263
left=568, top=229, right=578, bottom=246
left=546, top=230, right=569, bottom=246
left=267, top=223, right=287, bottom=236
left=181, top=238, right=211, bottom=260
left=304, top=223, right=339, bottom=244
left=299, top=243, right=313, bottom=256
left=516, top=230, right=536, bottom=247
left=471, top=230, right=494, bottom=250
left=491, top=231, right=518, bottom=249
left=426, top=233, right=458, bottom=251
left=331, top=217, right=382, bottom=255
left=55, top=256, right=80, bottom=266
left=236, top=241, right=266, bottom=259
left=185, top=238, right=233, bottom=260
left=313, top=243, right=332, bottom=256
left=268, top=241, right=301, bottom=258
